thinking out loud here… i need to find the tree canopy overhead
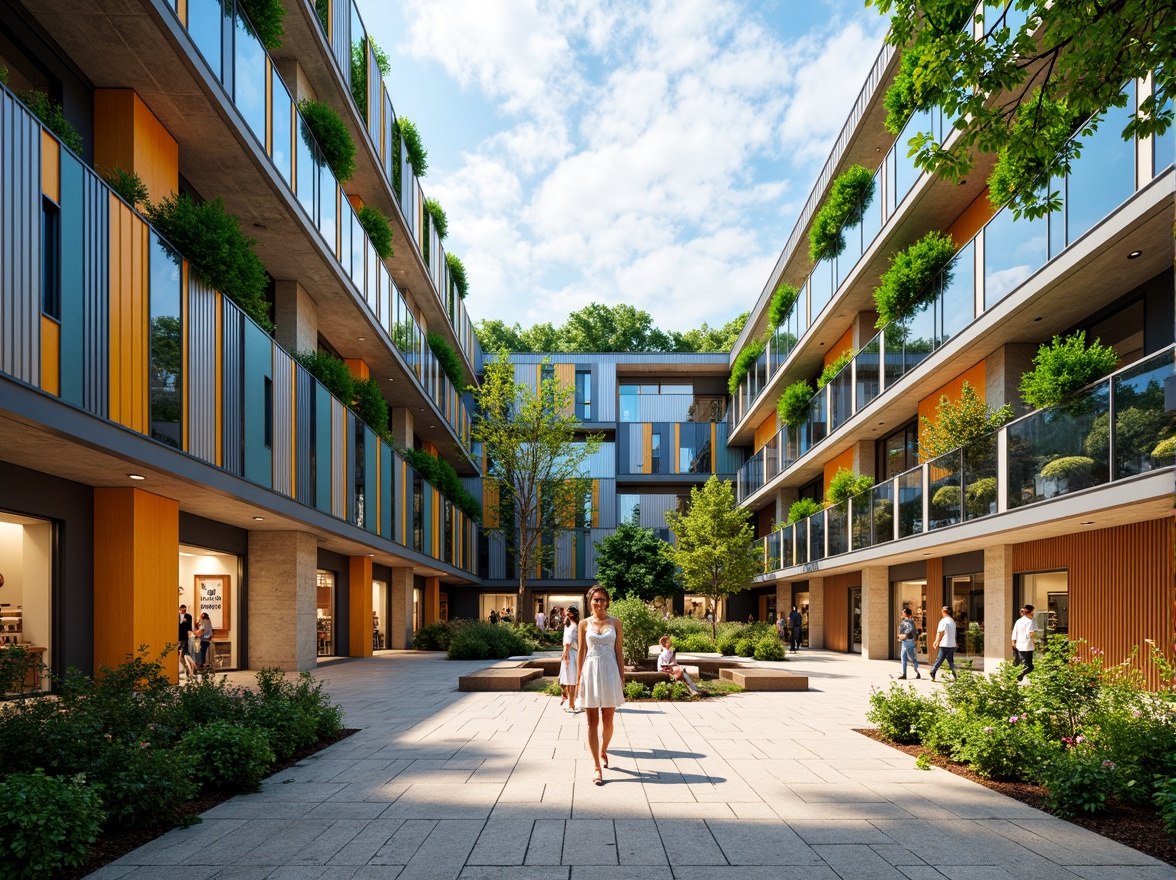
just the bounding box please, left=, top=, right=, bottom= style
left=593, top=522, right=681, bottom=603
left=870, top=0, right=1173, bottom=218
left=475, top=304, right=747, bottom=354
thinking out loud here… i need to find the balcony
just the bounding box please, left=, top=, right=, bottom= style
left=755, top=346, right=1175, bottom=574
left=0, top=87, right=477, bottom=576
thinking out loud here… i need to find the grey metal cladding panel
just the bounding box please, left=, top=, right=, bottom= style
left=597, top=479, right=616, bottom=528
left=488, top=533, right=507, bottom=580
left=242, top=320, right=273, bottom=488
left=331, top=398, right=346, bottom=518
left=295, top=366, right=313, bottom=505
left=82, top=168, right=108, bottom=417
left=314, top=383, right=332, bottom=513
left=331, top=3, right=350, bottom=92
left=380, top=442, right=392, bottom=539
left=596, top=362, right=616, bottom=421
left=186, top=276, right=217, bottom=464
left=0, top=93, right=40, bottom=386
left=638, top=493, right=678, bottom=530
left=221, top=299, right=244, bottom=476
left=582, top=442, right=615, bottom=479
left=58, top=152, right=84, bottom=408
left=271, top=347, right=293, bottom=496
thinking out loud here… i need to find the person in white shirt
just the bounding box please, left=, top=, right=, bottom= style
left=535, top=609, right=547, bottom=632
left=657, top=635, right=701, bottom=695
left=1011, top=604, right=1038, bottom=681
left=929, top=606, right=958, bottom=682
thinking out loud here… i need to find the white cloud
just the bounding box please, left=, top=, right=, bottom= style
left=395, top=0, right=889, bottom=333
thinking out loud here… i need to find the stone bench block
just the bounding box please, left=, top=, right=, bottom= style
left=458, top=667, right=543, bottom=691
left=522, top=658, right=562, bottom=676
left=720, top=668, right=808, bottom=690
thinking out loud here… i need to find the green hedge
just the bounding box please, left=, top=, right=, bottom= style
left=237, top=0, right=285, bottom=49
left=816, top=350, right=853, bottom=390
left=826, top=467, right=874, bottom=506
left=19, top=90, right=83, bottom=154
left=447, top=622, right=533, bottom=660
left=424, top=197, right=448, bottom=240
left=396, top=116, right=428, bottom=177
left=400, top=447, right=482, bottom=521
left=1019, top=331, right=1118, bottom=410
left=767, top=283, right=798, bottom=331
left=786, top=496, right=822, bottom=524
left=103, top=166, right=149, bottom=209
left=728, top=337, right=765, bottom=396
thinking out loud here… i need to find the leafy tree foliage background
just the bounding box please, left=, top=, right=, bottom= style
left=594, top=522, right=681, bottom=603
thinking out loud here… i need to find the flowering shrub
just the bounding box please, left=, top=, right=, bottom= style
left=866, top=684, right=938, bottom=744
left=1038, top=746, right=1121, bottom=817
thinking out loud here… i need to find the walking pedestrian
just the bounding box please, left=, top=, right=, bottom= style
left=788, top=605, right=802, bottom=651
left=1011, top=604, right=1037, bottom=681
left=895, top=607, right=921, bottom=679
left=929, top=606, right=958, bottom=682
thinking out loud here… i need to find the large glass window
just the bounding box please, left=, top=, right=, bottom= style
left=575, top=370, right=592, bottom=420
left=0, top=512, right=54, bottom=694
left=41, top=198, right=60, bottom=319
left=949, top=573, right=985, bottom=659
left=149, top=233, right=183, bottom=448
left=892, top=580, right=928, bottom=657
left=181, top=545, right=240, bottom=671
left=271, top=72, right=292, bottom=185
left=372, top=580, right=387, bottom=650
left=234, top=10, right=267, bottom=144
left=1017, top=570, right=1069, bottom=639
left=296, top=117, right=317, bottom=220
left=187, top=0, right=226, bottom=76
left=316, top=570, right=335, bottom=655
left=1064, top=83, right=1135, bottom=246
left=984, top=207, right=1047, bottom=308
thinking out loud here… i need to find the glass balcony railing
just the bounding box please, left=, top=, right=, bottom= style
left=166, top=0, right=475, bottom=450
left=755, top=346, right=1175, bottom=575
left=736, top=82, right=1163, bottom=505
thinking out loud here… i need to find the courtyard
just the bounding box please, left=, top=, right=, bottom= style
left=83, top=650, right=1173, bottom=880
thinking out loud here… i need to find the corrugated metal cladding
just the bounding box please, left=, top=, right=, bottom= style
left=272, top=347, right=293, bottom=497
left=314, top=384, right=332, bottom=514
left=596, top=362, right=616, bottom=421
left=331, top=398, right=346, bottom=519
left=329, top=3, right=350, bottom=94
left=0, top=91, right=42, bottom=386
left=596, top=480, right=617, bottom=529
left=1013, top=518, right=1174, bottom=690
left=221, top=300, right=243, bottom=476
left=581, top=443, right=616, bottom=479
left=186, top=276, right=217, bottom=465
left=295, top=366, right=314, bottom=506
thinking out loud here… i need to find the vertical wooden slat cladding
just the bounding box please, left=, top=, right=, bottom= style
left=271, top=348, right=293, bottom=497
left=108, top=195, right=148, bottom=433
left=824, top=572, right=861, bottom=652
left=295, top=366, right=314, bottom=506
left=221, top=298, right=244, bottom=476
left=926, top=557, right=944, bottom=616
left=186, top=275, right=218, bottom=464
left=0, top=92, right=42, bottom=386
left=1013, top=518, right=1174, bottom=687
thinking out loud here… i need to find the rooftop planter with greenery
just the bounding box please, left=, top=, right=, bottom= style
left=1020, top=331, right=1118, bottom=410
left=400, top=446, right=481, bottom=521
left=19, top=89, right=83, bottom=154
left=728, top=337, right=765, bottom=396
left=777, top=379, right=814, bottom=429
left=446, top=252, right=469, bottom=299
left=357, top=205, right=393, bottom=260
left=816, top=350, right=854, bottom=390
left=809, top=164, right=876, bottom=263
left=146, top=193, right=272, bottom=332
left=873, top=230, right=957, bottom=328
left=237, top=0, right=285, bottom=50
left=427, top=332, right=466, bottom=389
left=424, top=197, right=448, bottom=240
left=298, top=99, right=356, bottom=183
left=826, top=467, right=875, bottom=506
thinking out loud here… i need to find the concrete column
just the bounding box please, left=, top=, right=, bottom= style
left=985, top=344, right=1036, bottom=417
left=984, top=544, right=1016, bottom=669
left=348, top=556, right=373, bottom=658
left=775, top=488, right=797, bottom=525
left=861, top=565, right=890, bottom=660
left=274, top=281, right=318, bottom=354
left=389, top=566, right=414, bottom=649
left=853, top=311, right=880, bottom=348
left=775, top=581, right=789, bottom=630
left=807, top=577, right=825, bottom=648
left=389, top=407, right=415, bottom=449
left=852, top=440, right=876, bottom=481
left=424, top=577, right=441, bottom=625
left=247, top=531, right=318, bottom=670
left=273, top=59, right=317, bottom=104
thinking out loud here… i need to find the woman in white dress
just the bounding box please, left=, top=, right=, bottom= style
left=559, top=606, right=580, bottom=712
left=576, top=585, right=625, bottom=785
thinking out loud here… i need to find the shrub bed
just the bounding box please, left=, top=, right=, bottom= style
left=446, top=622, right=535, bottom=660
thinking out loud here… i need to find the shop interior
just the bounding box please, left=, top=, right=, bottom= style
left=0, top=512, right=52, bottom=692
left=178, top=544, right=240, bottom=671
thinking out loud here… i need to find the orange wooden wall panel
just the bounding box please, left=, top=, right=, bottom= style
left=40, top=316, right=60, bottom=396
left=554, top=364, right=575, bottom=416
left=345, top=358, right=370, bottom=380
left=825, top=324, right=856, bottom=367
left=348, top=556, right=374, bottom=658
left=41, top=131, right=59, bottom=202
left=823, top=572, right=860, bottom=652
left=823, top=446, right=856, bottom=496
left=1012, top=518, right=1174, bottom=688
left=108, top=195, right=149, bottom=433
left=947, top=188, right=996, bottom=247
left=917, top=360, right=987, bottom=457
left=94, top=90, right=179, bottom=206
left=754, top=412, right=778, bottom=452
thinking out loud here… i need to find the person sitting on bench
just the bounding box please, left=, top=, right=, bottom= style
left=657, top=635, right=701, bottom=695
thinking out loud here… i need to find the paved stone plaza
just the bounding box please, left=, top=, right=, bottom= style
left=88, top=650, right=1174, bottom=880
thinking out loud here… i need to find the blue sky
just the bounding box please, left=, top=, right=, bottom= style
left=353, top=0, right=889, bottom=333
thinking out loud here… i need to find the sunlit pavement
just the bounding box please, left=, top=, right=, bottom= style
left=87, top=649, right=1175, bottom=880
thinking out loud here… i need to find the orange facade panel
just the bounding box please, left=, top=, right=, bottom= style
left=40, top=316, right=60, bottom=397
left=554, top=363, right=575, bottom=416
left=754, top=412, right=778, bottom=453
left=344, top=358, right=370, bottom=380
left=917, top=360, right=987, bottom=458
left=108, top=195, right=149, bottom=433
left=823, top=446, right=856, bottom=496
left=823, top=572, right=860, bottom=652
left=947, top=188, right=996, bottom=247
left=41, top=131, right=59, bottom=202
left=825, top=324, right=855, bottom=367
left=348, top=556, right=374, bottom=658
left=94, top=90, right=179, bottom=206
left=1012, top=518, right=1174, bottom=688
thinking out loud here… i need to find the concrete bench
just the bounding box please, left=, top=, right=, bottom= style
left=720, top=668, right=808, bottom=691
left=624, top=666, right=699, bottom=686
left=683, top=658, right=746, bottom=675
left=522, top=658, right=562, bottom=676
left=458, top=667, right=543, bottom=691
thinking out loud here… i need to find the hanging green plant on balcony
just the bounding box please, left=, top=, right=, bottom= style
left=351, top=375, right=390, bottom=436
left=298, top=99, right=356, bottom=182
left=146, top=193, right=272, bottom=332
left=728, top=337, right=766, bottom=396
left=314, top=0, right=329, bottom=34
left=427, top=332, right=466, bottom=389
left=19, top=90, right=83, bottom=154
left=293, top=350, right=354, bottom=403
left=1019, top=331, right=1118, bottom=410
left=965, top=477, right=997, bottom=518
left=357, top=205, right=393, bottom=259
left=919, top=382, right=1013, bottom=459
left=237, top=0, right=285, bottom=50
left=401, top=446, right=482, bottom=521
left=786, top=496, right=822, bottom=524
left=396, top=116, right=428, bottom=177
left=446, top=252, right=469, bottom=299
left=424, top=197, right=448, bottom=240
left=103, top=166, right=149, bottom=209
left=816, top=350, right=854, bottom=390
left=826, top=467, right=875, bottom=506
left=873, top=230, right=956, bottom=328
left=0, top=65, right=8, bottom=84
left=808, top=164, right=876, bottom=263
left=767, top=283, right=798, bottom=332
left=776, top=380, right=814, bottom=429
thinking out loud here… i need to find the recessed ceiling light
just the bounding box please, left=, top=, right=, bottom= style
left=1127, top=250, right=1142, bottom=259
left=127, top=474, right=146, bottom=481
left=387, top=377, right=394, bottom=382
left=958, top=179, right=967, bottom=186
left=922, top=552, right=932, bottom=556
left=358, top=336, right=365, bottom=341
left=1081, top=520, right=1095, bottom=525
left=1034, top=317, right=1042, bottom=321
left=253, top=516, right=265, bottom=521
left=366, top=553, right=375, bottom=557
left=419, top=407, right=425, bottom=411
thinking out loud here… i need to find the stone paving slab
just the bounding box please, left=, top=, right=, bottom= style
left=88, top=650, right=1175, bottom=880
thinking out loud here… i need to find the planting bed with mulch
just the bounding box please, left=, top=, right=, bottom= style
left=857, top=728, right=1175, bottom=866
left=58, top=728, right=359, bottom=880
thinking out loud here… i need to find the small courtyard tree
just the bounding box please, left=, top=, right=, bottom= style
left=664, top=476, right=759, bottom=638
left=472, top=352, right=603, bottom=610
left=594, top=521, right=680, bottom=603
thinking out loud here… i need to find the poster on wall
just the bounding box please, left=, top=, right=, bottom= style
left=196, top=575, right=230, bottom=631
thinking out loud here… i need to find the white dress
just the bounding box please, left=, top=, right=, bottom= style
left=578, top=622, right=625, bottom=708
left=559, top=623, right=578, bottom=686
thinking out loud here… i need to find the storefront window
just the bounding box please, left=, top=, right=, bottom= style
left=1017, top=570, right=1069, bottom=639
left=0, top=513, right=53, bottom=693
left=891, top=580, right=928, bottom=657
left=480, top=593, right=517, bottom=622
left=949, top=573, right=985, bottom=658
left=316, top=570, right=334, bottom=655
left=179, top=544, right=240, bottom=671
left=413, top=587, right=422, bottom=633
left=372, top=579, right=387, bottom=650
left=850, top=587, right=862, bottom=653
